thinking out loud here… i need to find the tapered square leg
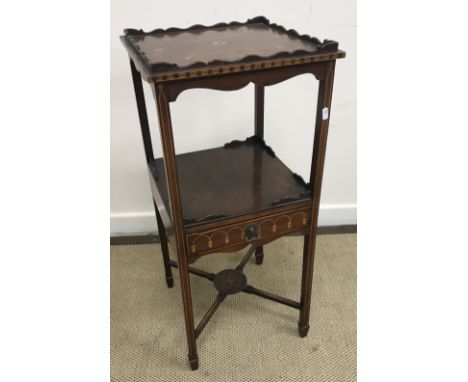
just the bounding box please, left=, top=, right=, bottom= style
left=189, top=355, right=199, bottom=370
left=255, top=246, right=264, bottom=265
left=298, top=322, right=310, bottom=338
left=153, top=201, right=174, bottom=288
left=298, top=234, right=316, bottom=337
left=254, top=84, right=265, bottom=269
left=177, top=255, right=198, bottom=370
left=129, top=60, right=174, bottom=288
left=298, top=61, right=335, bottom=338
left=154, top=83, right=199, bottom=370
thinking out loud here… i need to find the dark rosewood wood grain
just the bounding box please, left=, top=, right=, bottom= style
left=154, top=83, right=198, bottom=369
left=129, top=59, right=154, bottom=163
left=154, top=201, right=174, bottom=288
left=149, top=137, right=311, bottom=228
left=299, top=61, right=336, bottom=338
left=129, top=60, right=173, bottom=288
left=125, top=16, right=336, bottom=71
left=244, top=284, right=301, bottom=309
left=109, top=225, right=357, bottom=246
left=165, top=62, right=326, bottom=102
left=254, top=84, right=265, bottom=265
left=167, top=259, right=215, bottom=282
left=185, top=207, right=309, bottom=259
left=121, top=16, right=344, bottom=82
left=194, top=292, right=226, bottom=339
left=254, top=85, right=265, bottom=138
left=123, top=17, right=343, bottom=370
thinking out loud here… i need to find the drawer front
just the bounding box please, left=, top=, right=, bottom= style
left=186, top=208, right=309, bottom=257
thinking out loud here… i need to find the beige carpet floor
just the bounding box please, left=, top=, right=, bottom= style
left=111, top=234, right=356, bottom=382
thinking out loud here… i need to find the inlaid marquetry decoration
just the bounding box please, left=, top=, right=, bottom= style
left=186, top=210, right=309, bottom=256
left=121, top=16, right=345, bottom=83
left=122, top=15, right=344, bottom=369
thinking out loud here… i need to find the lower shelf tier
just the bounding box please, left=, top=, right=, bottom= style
left=148, top=135, right=311, bottom=229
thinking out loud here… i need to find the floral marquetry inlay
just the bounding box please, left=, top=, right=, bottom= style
left=122, top=16, right=344, bottom=83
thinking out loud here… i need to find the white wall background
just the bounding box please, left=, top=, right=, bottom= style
left=111, top=0, right=356, bottom=235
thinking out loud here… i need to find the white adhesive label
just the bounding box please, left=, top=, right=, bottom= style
left=322, top=107, right=329, bottom=120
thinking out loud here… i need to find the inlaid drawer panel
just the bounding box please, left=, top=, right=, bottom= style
left=186, top=208, right=309, bottom=257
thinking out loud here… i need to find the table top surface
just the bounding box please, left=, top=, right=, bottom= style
left=121, top=16, right=344, bottom=82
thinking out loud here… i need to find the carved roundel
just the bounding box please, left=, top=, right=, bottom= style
left=213, top=269, right=247, bottom=295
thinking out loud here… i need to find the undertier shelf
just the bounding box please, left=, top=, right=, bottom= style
left=148, top=136, right=311, bottom=227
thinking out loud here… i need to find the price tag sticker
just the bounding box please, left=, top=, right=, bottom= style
left=322, top=107, right=329, bottom=121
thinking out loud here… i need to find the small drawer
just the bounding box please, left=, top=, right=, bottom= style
left=186, top=208, right=309, bottom=257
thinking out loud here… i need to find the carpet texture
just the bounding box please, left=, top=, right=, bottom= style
left=111, top=234, right=356, bottom=381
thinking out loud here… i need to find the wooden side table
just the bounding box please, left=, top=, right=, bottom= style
left=121, top=16, right=345, bottom=370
